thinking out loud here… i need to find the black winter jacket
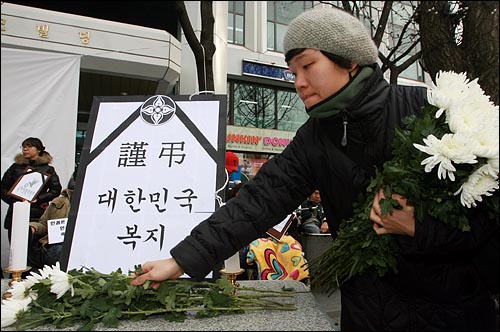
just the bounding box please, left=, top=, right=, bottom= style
left=1, top=153, right=62, bottom=236
left=171, top=65, right=497, bottom=330
left=171, top=65, right=425, bottom=273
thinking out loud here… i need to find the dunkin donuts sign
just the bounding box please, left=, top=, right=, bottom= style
left=226, top=125, right=295, bottom=153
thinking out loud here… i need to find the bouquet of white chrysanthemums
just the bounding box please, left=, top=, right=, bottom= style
left=311, top=71, right=499, bottom=292
left=416, top=71, right=498, bottom=207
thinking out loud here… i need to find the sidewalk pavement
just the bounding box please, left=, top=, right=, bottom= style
left=311, top=287, right=341, bottom=330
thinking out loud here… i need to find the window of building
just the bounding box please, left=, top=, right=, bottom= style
left=228, top=1, right=245, bottom=45
left=267, top=1, right=313, bottom=52
left=276, top=90, right=307, bottom=131
left=227, top=80, right=306, bottom=132
left=75, top=129, right=86, bottom=166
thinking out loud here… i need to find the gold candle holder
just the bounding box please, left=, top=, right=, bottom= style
left=219, top=268, right=245, bottom=293
left=2, top=266, right=31, bottom=299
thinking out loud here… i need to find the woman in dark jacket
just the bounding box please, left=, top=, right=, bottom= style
left=1, top=137, right=62, bottom=241
left=131, top=7, right=498, bottom=331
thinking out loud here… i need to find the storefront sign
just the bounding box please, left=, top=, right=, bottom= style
left=226, top=125, right=295, bottom=153
left=242, top=59, right=294, bottom=83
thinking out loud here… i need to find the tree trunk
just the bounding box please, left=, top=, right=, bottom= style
left=419, top=1, right=499, bottom=104
left=175, top=1, right=216, bottom=92
left=462, top=1, right=499, bottom=104
left=200, top=1, right=215, bottom=92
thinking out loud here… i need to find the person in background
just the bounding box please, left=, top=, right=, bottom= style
left=296, top=189, right=328, bottom=234
left=28, top=186, right=73, bottom=271
left=66, top=164, right=78, bottom=191
left=225, top=151, right=240, bottom=188
left=1, top=137, right=62, bottom=241
left=131, top=7, right=497, bottom=331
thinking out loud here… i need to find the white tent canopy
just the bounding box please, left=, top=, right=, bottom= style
left=1, top=47, right=80, bottom=273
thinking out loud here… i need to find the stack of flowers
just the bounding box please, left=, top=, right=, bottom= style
left=1, top=263, right=298, bottom=331
left=310, top=71, right=499, bottom=292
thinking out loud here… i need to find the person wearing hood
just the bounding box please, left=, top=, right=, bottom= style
left=29, top=187, right=73, bottom=269
left=130, top=7, right=497, bottom=330
left=1, top=137, right=62, bottom=241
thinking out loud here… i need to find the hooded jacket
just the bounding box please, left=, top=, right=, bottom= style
left=30, top=188, right=73, bottom=247
left=171, top=65, right=497, bottom=330
left=1, top=152, right=62, bottom=232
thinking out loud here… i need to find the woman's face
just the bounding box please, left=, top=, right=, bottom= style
left=287, top=49, right=352, bottom=109
left=21, top=144, right=40, bottom=160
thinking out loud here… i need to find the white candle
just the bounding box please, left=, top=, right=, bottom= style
left=224, top=251, right=241, bottom=273
left=9, top=201, right=30, bottom=270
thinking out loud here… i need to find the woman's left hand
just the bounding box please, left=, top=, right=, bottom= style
left=370, top=189, right=415, bottom=237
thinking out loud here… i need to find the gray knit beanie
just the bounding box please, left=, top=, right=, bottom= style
left=283, top=7, right=378, bottom=65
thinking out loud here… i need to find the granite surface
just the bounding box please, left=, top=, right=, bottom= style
left=1, top=278, right=336, bottom=331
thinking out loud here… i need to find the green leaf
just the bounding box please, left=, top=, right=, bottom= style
left=101, top=307, right=121, bottom=327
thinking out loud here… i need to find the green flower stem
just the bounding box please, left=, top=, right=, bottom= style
left=122, top=304, right=295, bottom=316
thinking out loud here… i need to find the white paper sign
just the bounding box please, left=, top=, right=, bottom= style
left=266, top=214, right=293, bottom=241
left=47, top=218, right=67, bottom=244
left=8, top=168, right=49, bottom=202
left=60, top=95, right=227, bottom=277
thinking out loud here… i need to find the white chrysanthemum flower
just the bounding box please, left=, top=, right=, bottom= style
left=24, top=271, right=44, bottom=288
left=1, top=297, right=32, bottom=328
left=414, top=133, right=477, bottom=181
left=468, top=131, right=499, bottom=159
left=427, top=71, right=470, bottom=118
left=464, top=77, right=493, bottom=104
left=490, top=104, right=500, bottom=129
left=49, top=267, right=73, bottom=299
left=7, top=280, right=37, bottom=301
left=476, top=163, right=499, bottom=178
left=487, top=157, right=499, bottom=175
left=454, top=170, right=499, bottom=208
left=447, top=102, right=487, bottom=135
left=40, top=264, right=56, bottom=277
left=25, top=264, right=58, bottom=288
left=8, top=281, right=29, bottom=300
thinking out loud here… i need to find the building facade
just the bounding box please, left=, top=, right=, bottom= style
left=1, top=1, right=428, bottom=178
left=1, top=0, right=430, bottom=272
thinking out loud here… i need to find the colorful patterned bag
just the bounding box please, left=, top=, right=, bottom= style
left=246, top=235, right=309, bottom=283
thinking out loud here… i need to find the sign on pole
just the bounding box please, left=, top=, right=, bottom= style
left=60, top=94, right=227, bottom=278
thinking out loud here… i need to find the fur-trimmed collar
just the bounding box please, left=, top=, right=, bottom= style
left=14, top=152, right=53, bottom=166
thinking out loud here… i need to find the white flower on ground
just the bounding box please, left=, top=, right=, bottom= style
left=25, top=264, right=59, bottom=288
left=40, top=264, right=56, bottom=277
left=25, top=271, right=44, bottom=288
left=50, top=268, right=73, bottom=299
left=414, top=133, right=477, bottom=181
left=455, top=169, right=499, bottom=208
left=1, top=297, right=32, bottom=328
left=7, top=281, right=37, bottom=301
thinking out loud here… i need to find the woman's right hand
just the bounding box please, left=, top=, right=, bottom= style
left=130, top=258, right=184, bottom=289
